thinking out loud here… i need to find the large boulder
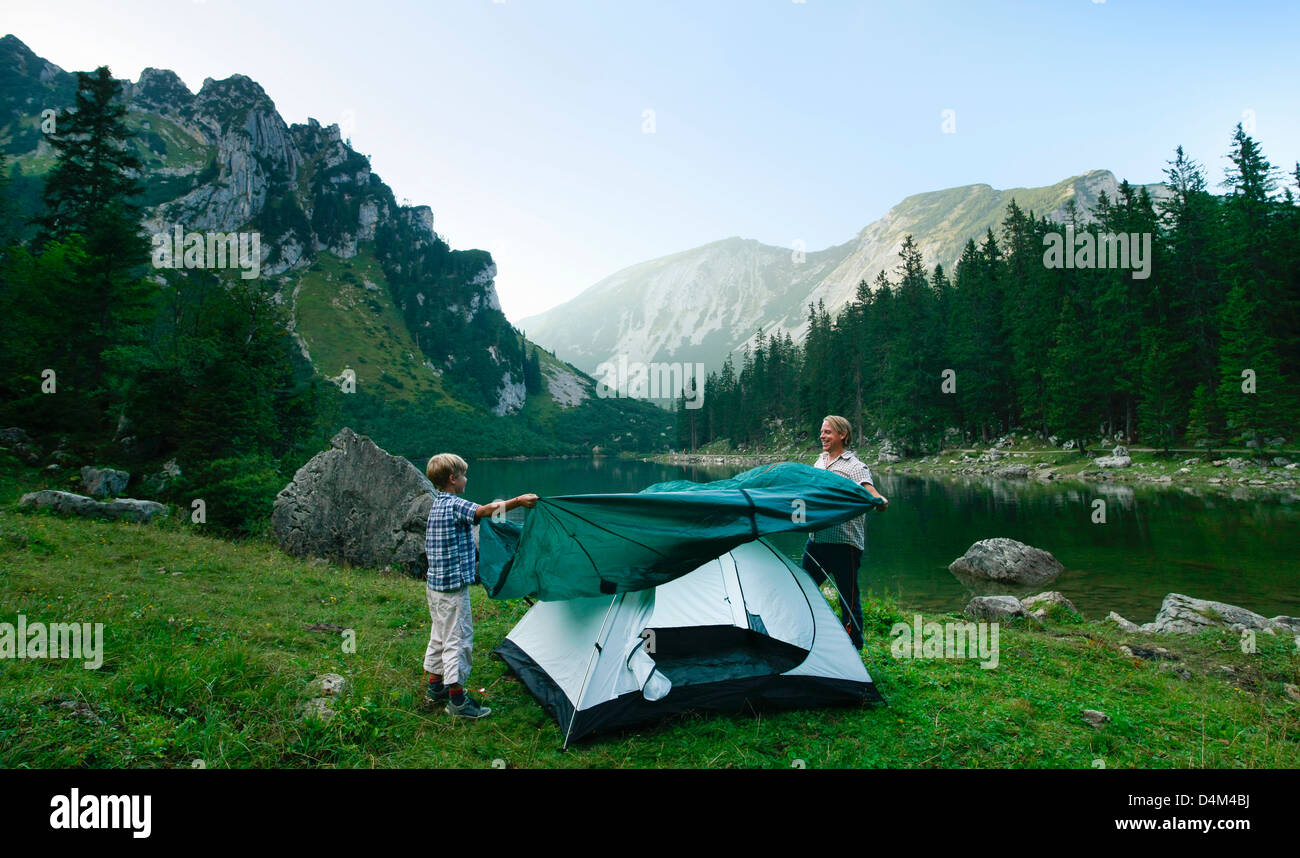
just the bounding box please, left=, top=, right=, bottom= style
left=949, top=537, right=1063, bottom=587
left=272, top=428, right=434, bottom=575
left=1107, top=594, right=1300, bottom=635
left=18, top=490, right=167, bottom=523
left=1141, top=593, right=1298, bottom=635
left=81, top=466, right=130, bottom=499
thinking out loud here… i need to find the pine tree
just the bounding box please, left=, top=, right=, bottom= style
left=30, top=66, right=153, bottom=437
left=1216, top=283, right=1291, bottom=449
left=1158, top=145, right=1223, bottom=416
left=1137, top=327, right=1187, bottom=452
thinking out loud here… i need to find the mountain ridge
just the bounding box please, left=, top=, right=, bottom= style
left=519, top=169, right=1172, bottom=378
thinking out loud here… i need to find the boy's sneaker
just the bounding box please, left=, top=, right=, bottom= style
left=446, top=694, right=491, bottom=719
left=426, top=681, right=448, bottom=702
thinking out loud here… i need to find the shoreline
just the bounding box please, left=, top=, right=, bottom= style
left=648, top=443, right=1300, bottom=493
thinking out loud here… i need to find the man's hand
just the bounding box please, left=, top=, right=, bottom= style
left=516, top=493, right=539, bottom=509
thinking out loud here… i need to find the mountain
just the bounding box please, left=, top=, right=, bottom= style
left=0, top=34, right=667, bottom=452
left=519, top=171, right=1172, bottom=379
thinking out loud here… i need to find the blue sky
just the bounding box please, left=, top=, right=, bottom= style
left=8, top=0, right=1298, bottom=321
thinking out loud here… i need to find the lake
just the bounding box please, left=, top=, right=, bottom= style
left=446, top=457, right=1300, bottom=623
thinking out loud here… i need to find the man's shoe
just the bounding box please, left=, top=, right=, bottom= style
left=446, top=694, right=491, bottom=719
left=426, top=681, right=448, bottom=702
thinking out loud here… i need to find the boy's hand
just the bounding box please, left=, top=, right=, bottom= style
left=516, top=493, right=539, bottom=509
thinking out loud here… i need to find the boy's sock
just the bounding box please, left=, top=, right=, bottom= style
left=448, top=683, right=465, bottom=704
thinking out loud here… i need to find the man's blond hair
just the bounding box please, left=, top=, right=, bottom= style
left=823, top=414, right=852, bottom=446
left=426, top=453, right=468, bottom=489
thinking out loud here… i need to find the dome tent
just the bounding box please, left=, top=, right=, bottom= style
left=479, top=463, right=885, bottom=746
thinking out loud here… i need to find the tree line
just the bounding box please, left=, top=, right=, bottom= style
left=679, top=128, right=1300, bottom=456
left=0, top=67, right=326, bottom=532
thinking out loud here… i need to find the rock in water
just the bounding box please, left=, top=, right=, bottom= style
left=949, top=537, right=1063, bottom=586
left=272, top=428, right=434, bottom=576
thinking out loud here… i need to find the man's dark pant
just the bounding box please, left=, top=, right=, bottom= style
left=801, top=541, right=864, bottom=649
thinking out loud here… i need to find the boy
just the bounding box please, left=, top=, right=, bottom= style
left=423, top=452, right=538, bottom=718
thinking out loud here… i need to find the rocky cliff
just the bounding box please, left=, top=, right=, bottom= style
left=0, top=34, right=523, bottom=415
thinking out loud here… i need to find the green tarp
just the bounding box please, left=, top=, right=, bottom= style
left=478, top=462, right=883, bottom=601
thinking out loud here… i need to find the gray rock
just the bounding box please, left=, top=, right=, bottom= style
left=1269, top=616, right=1300, bottom=633
left=1021, top=591, right=1080, bottom=621
left=1082, top=709, right=1110, bottom=727
left=310, top=673, right=348, bottom=697
left=0, top=427, right=32, bottom=446
left=301, top=698, right=336, bottom=722
left=878, top=440, right=904, bottom=464
left=272, top=428, right=434, bottom=575
left=1140, top=593, right=1289, bottom=635
left=1284, top=684, right=1300, bottom=703
left=18, top=490, right=167, bottom=523
left=964, top=595, right=1029, bottom=622
left=1111, top=445, right=1129, bottom=458
left=1273, top=457, right=1291, bottom=467
left=80, top=466, right=130, bottom=499
left=993, top=464, right=1030, bottom=478
left=949, top=537, right=1063, bottom=586
left=1107, top=611, right=1141, bottom=633
left=1094, top=455, right=1132, bottom=469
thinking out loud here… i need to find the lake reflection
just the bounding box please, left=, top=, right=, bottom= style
left=445, top=457, right=1300, bottom=622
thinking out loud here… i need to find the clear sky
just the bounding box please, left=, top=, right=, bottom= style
left=7, top=0, right=1298, bottom=322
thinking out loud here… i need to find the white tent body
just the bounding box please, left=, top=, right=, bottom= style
left=495, top=539, right=881, bottom=746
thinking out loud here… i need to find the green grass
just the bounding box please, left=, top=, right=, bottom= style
left=0, top=460, right=1296, bottom=769
left=293, top=247, right=464, bottom=409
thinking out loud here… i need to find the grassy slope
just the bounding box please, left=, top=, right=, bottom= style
left=293, top=246, right=468, bottom=410
left=1, top=457, right=1296, bottom=769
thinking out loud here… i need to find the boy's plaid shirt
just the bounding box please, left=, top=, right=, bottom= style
left=425, top=491, right=479, bottom=590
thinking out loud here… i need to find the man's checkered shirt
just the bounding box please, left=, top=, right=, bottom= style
left=425, top=491, right=479, bottom=591
left=808, top=450, right=873, bottom=550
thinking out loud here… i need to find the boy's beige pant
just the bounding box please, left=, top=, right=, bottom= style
left=424, top=585, right=473, bottom=685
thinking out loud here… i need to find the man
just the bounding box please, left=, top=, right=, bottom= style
left=801, top=415, right=888, bottom=650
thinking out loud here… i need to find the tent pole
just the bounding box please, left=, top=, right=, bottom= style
left=563, top=593, right=622, bottom=749
left=803, top=546, right=864, bottom=641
